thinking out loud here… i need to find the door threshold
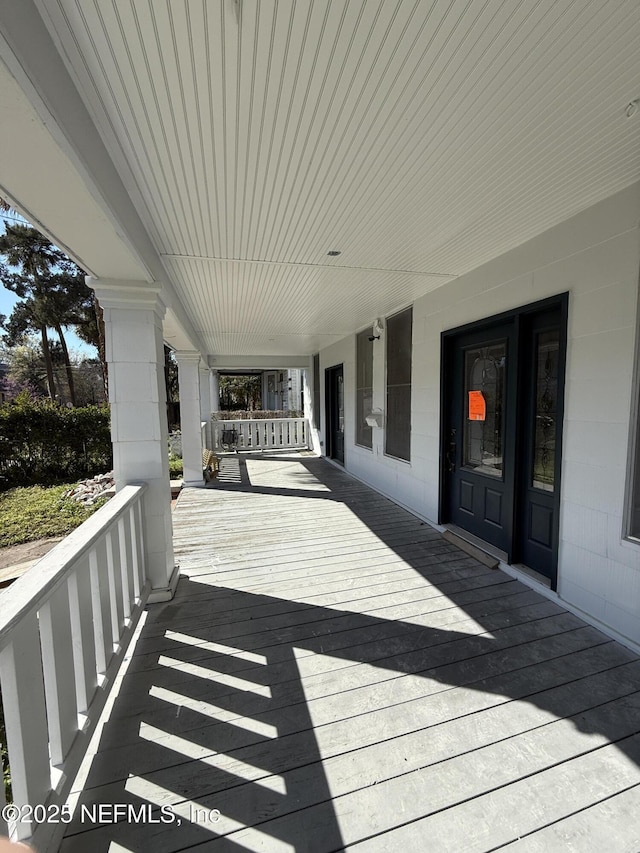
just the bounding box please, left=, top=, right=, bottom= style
left=509, top=561, right=552, bottom=590
left=442, top=526, right=502, bottom=570
left=444, top=524, right=553, bottom=590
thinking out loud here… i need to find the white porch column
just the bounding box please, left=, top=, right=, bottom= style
left=175, top=352, right=204, bottom=487
left=87, top=277, right=178, bottom=602
left=210, top=369, right=220, bottom=413
left=199, top=364, right=212, bottom=447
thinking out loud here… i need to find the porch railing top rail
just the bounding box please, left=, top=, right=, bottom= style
left=212, top=417, right=306, bottom=423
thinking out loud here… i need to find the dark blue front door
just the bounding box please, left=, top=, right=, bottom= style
left=444, top=322, right=517, bottom=555
left=326, top=364, right=344, bottom=464
left=442, top=297, right=567, bottom=587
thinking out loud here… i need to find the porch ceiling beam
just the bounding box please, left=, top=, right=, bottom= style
left=209, top=355, right=312, bottom=370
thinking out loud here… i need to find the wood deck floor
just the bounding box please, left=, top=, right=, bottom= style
left=61, top=453, right=640, bottom=852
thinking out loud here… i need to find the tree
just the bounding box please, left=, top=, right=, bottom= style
left=3, top=337, right=50, bottom=398
left=2, top=294, right=57, bottom=398
left=0, top=224, right=101, bottom=404
left=164, top=347, right=180, bottom=430
left=1, top=336, right=106, bottom=406
left=219, top=374, right=262, bottom=410
left=73, top=294, right=107, bottom=396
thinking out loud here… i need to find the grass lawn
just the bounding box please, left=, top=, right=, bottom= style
left=1, top=458, right=183, bottom=550
left=0, top=485, right=108, bottom=548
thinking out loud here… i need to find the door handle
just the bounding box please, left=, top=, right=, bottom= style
left=446, top=429, right=456, bottom=472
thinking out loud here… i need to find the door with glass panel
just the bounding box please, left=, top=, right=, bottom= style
left=442, top=298, right=567, bottom=585
left=444, top=322, right=517, bottom=554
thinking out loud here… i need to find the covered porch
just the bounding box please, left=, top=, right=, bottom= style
left=57, top=454, right=640, bottom=851
left=1, top=2, right=640, bottom=849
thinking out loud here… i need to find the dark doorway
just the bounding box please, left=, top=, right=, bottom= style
left=325, top=364, right=345, bottom=465
left=441, top=296, right=567, bottom=587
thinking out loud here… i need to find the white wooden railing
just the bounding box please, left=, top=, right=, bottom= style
left=212, top=417, right=309, bottom=452
left=0, top=485, right=149, bottom=852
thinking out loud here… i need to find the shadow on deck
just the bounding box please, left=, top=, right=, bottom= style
left=60, top=454, right=640, bottom=852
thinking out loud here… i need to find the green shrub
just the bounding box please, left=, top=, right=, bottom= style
left=0, top=393, right=112, bottom=489
left=169, top=455, right=183, bottom=478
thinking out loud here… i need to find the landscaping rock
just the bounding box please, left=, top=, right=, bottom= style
left=168, top=430, right=182, bottom=457
left=64, top=472, right=115, bottom=506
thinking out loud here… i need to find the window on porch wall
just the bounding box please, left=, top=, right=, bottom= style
left=312, top=354, right=320, bottom=428
left=626, top=308, right=640, bottom=540
left=385, top=306, right=413, bottom=461
left=628, top=397, right=640, bottom=540
left=356, top=328, right=374, bottom=449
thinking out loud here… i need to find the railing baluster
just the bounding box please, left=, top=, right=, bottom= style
left=90, top=537, right=112, bottom=674
left=39, top=581, right=79, bottom=766
left=118, top=515, right=132, bottom=621
left=68, top=554, right=98, bottom=715
left=105, top=527, right=124, bottom=645
left=0, top=613, right=50, bottom=840
left=129, top=504, right=141, bottom=600
left=135, top=499, right=146, bottom=597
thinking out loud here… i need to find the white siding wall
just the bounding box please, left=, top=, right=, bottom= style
left=318, top=183, right=640, bottom=647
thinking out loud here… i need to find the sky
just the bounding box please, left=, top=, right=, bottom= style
left=0, top=210, right=95, bottom=357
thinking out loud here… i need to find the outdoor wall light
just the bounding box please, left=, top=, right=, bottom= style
left=369, top=318, right=384, bottom=341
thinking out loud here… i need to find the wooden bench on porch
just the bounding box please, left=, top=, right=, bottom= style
left=202, top=448, right=219, bottom=481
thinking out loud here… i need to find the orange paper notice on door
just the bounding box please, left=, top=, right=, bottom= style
left=468, top=390, right=486, bottom=421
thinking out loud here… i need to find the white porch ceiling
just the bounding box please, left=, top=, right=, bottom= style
left=7, top=1, right=640, bottom=356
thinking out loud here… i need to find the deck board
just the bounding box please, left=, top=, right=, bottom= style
left=61, top=453, right=640, bottom=852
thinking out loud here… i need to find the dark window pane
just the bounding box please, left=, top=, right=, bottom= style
left=631, top=431, right=640, bottom=538
left=463, top=342, right=506, bottom=478
left=386, top=309, right=412, bottom=385
left=313, top=354, right=320, bottom=428
left=385, top=307, right=412, bottom=460
left=356, top=329, right=373, bottom=448
left=386, top=384, right=411, bottom=459
left=532, top=330, right=559, bottom=492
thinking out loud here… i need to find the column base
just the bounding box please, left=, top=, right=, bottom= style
left=147, top=565, right=181, bottom=603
